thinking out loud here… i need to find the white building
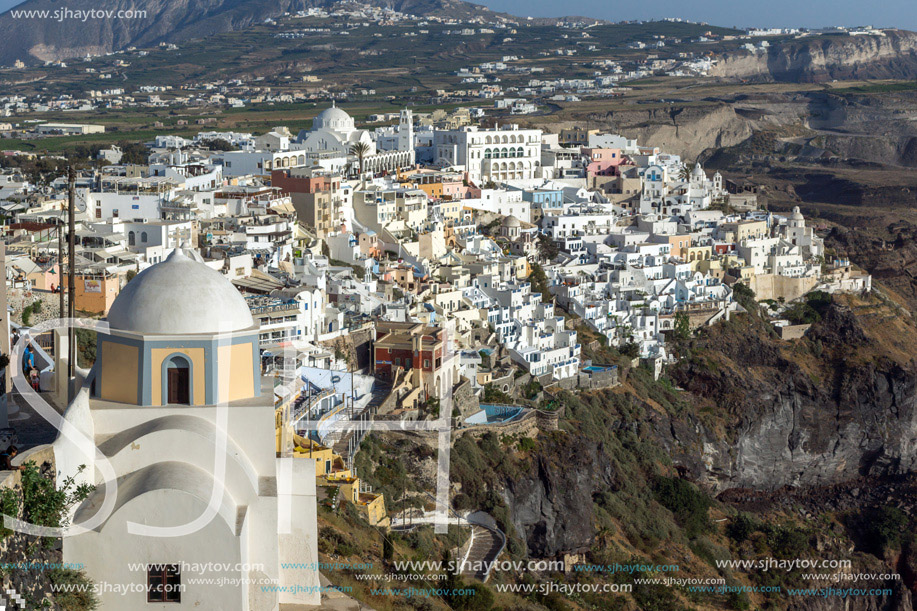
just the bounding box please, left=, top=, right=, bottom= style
left=433, top=124, right=542, bottom=184
left=47, top=248, right=322, bottom=610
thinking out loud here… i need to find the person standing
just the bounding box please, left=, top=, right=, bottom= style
left=22, top=342, right=34, bottom=376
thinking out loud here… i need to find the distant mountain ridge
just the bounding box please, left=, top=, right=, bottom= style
left=0, top=0, right=512, bottom=66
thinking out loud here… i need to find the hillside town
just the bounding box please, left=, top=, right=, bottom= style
left=0, top=104, right=874, bottom=608
left=2, top=0, right=916, bottom=601
left=1, top=105, right=870, bottom=389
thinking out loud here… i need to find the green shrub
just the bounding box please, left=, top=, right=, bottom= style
left=854, top=506, right=909, bottom=554
left=75, top=328, right=97, bottom=368
left=765, top=524, right=810, bottom=559
left=0, top=487, right=19, bottom=539
left=653, top=476, right=711, bottom=538
left=726, top=513, right=760, bottom=543
left=619, top=342, right=640, bottom=358
left=728, top=591, right=751, bottom=610
left=21, top=462, right=94, bottom=548
left=482, top=383, right=512, bottom=404
left=48, top=569, right=99, bottom=610
left=732, top=282, right=756, bottom=310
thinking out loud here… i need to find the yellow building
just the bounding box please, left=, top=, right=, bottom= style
left=684, top=245, right=713, bottom=267
left=277, top=406, right=390, bottom=527
left=696, top=254, right=741, bottom=279
left=721, top=220, right=767, bottom=244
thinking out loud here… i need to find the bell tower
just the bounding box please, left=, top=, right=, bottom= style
left=398, top=109, right=415, bottom=165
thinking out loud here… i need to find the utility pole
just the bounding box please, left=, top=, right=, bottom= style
left=67, top=166, right=76, bottom=395
left=58, top=193, right=65, bottom=321
left=0, top=243, right=11, bottom=430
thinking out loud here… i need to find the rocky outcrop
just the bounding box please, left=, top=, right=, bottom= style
left=501, top=434, right=614, bottom=557
left=670, top=301, right=917, bottom=493
left=541, top=103, right=754, bottom=161
left=709, top=30, right=917, bottom=82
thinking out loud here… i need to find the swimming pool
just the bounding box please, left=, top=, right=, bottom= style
left=583, top=365, right=616, bottom=373
left=465, top=404, right=525, bottom=425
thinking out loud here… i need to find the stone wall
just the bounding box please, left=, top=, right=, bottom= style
left=778, top=323, right=811, bottom=340
left=551, top=367, right=619, bottom=391
left=8, top=288, right=69, bottom=327
left=536, top=405, right=565, bottom=432
left=455, top=410, right=538, bottom=439
left=452, top=379, right=479, bottom=419
left=320, top=326, right=374, bottom=371
left=489, top=372, right=516, bottom=395
left=748, top=274, right=819, bottom=303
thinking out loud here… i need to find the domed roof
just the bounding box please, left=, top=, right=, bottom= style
left=107, top=248, right=255, bottom=335
left=503, top=215, right=522, bottom=227
left=312, top=103, right=354, bottom=132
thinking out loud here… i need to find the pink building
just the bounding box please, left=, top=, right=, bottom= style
left=582, top=148, right=625, bottom=177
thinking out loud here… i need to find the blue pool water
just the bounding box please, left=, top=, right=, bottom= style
left=583, top=365, right=616, bottom=373
left=466, top=404, right=524, bottom=425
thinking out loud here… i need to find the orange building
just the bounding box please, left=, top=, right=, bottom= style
left=62, top=272, right=122, bottom=314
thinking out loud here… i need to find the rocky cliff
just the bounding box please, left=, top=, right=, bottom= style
left=539, top=103, right=754, bottom=161
left=670, top=295, right=917, bottom=493
left=501, top=434, right=614, bottom=557
left=709, top=30, right=917, bottom=82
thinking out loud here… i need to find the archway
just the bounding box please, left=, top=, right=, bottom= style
left=165, top=355, right=191, bottom=405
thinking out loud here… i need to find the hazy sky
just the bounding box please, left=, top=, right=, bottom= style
left=478, top=0, right=917, bottom=30
left=0, top=0, right=915, bottom=30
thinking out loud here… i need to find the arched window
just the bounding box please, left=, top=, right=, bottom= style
left=141, top=232, right=148, bottom=243
left=128, top=231, right=135, bottom=246
left=484, top=148, right=492, bottom=159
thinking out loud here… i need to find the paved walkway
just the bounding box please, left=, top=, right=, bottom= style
left=5, top=390, right=60, bottom=450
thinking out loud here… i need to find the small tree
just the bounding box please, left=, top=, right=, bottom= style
left=536, top=233, right=559, bottom=262
left=21, top=462, right=95, bottom=548
left=620, top=342, right=640, bottom=359
left=673, top=312, right=691, bottom=341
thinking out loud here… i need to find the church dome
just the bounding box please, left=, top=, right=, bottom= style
left=312, top=104, right=354, bottom=132
left=107, top=248, right=255, bottom=335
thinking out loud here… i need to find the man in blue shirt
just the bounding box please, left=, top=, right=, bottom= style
left=22, top=342, right=34, bottom=375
